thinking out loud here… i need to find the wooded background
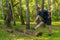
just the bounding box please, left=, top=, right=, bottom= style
left=0, top=0, right=60, bottom=22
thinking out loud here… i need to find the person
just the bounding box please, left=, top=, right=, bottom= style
left=32, top=6, right=52, bottom=37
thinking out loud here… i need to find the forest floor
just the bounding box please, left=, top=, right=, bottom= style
left=0, top=22, right=60, bottom=40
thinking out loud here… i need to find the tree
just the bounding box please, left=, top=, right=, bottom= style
left=1, top=0, right=5, bottom=24
left=10, top=0, right=16, bottom=25
left=48, top=0, right=51, bottom=17
left=51, top=0, right=55, bottom=14
left=41, top=0, right=44, bottom=10
left=1, top=0, right=4, bottom=19
left=17, top=0, right=25, bottom=25
left=48, top=0, right=51, bottom=10
left=26, top=0, right=30, bottom=29
left=6, top=0, right=11, bottom=27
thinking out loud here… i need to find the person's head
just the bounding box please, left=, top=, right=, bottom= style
left=37, top=6, right=41, bottom=12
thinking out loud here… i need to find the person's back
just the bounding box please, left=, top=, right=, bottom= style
left=38, top=10, right=49, bottom=21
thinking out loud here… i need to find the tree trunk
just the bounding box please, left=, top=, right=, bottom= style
left=35, top=0, right=40, bottom=24
left=41, top=0, right=44, bottom=10
left=1, top=0, right=6, bottom=24
left=48, top=0, right=51, bottom=10
left=48, top=0, right=51, bottom=16
left=49, top=0, right=54, bottom=22
left=10, top=0, right=16, bottom=26
left=6, top=0, right=11, bottom=27
left=18, top=0, right=25, bottom=25
left=26, top=0, right=30, bottom=29
left=1, top=0, right=4, bottom=19
left=51, top=0, right=54, bottom=15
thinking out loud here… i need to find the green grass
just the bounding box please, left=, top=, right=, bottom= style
left=0, top=21, right=60, bottom=40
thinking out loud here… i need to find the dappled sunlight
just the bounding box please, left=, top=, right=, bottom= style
left=12, top=37, right=49, bottom=40
left=35, top=37, right=49, bottom=40
left=52, top=30, right=59, bottom=33
left=52, top=22, right=60, bottom=25
left=5, top=37, right=60, bottom=40
left=10, top=34, right=16, bottom=37
left=12, top=38, right=24, bottom=40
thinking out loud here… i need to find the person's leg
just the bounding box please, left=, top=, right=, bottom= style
left=31, top=22, right=44, bottom=36
left=47, top=18, right=52, bottom=36
left=33, top=22, right=44, bottom=37
left=48, top=25, right=52, bottom=36
left=34, top=22, right=44, bottom=29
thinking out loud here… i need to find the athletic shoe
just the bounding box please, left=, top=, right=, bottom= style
left=31, top=27, right=36, bottom=30
left=35, top=32, right=43, bottom=37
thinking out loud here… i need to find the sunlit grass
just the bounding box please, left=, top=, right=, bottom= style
left=52, top=22, right=60, bottom=26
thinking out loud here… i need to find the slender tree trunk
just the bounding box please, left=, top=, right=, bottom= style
left=35, top=0, right=40, bottom=24
left=51, top=0, right=54, bottom=11
left=1, top=0, right=4, bottom=19
left=10, top=0, right=16, bottom=26
left=6, top=0, right=9, bottom=14
left=48, top=0, right=51, bottom=10
left=1, top=0, right=6, bottom=24
left=48, top=0, right=51, bottom=17
left=18, top=0, right=25, bottom=25
left=51, top=0, right=54, bottom=15
left=41, top=0, right=44, bottom=10
left=6, top=0, right=11, bottom=27
left=0, top=0, right=3, bottom=24
left=26, top=0, right=30, bottom=29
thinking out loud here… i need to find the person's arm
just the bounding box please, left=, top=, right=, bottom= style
left=34, top=15, right=40, bottom=22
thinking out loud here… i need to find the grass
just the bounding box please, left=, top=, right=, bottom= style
left=0, top=21, right=60, bottom=40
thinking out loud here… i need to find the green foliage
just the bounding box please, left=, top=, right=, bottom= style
left=0, top=0, right=60, bottom=22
